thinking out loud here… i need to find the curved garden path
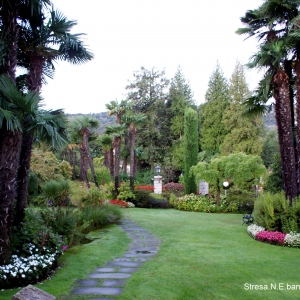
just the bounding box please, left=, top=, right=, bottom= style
left=71, top=219, right=161, bottom=299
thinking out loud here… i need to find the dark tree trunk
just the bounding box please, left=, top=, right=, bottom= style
left=2, top=0, right=19, bottom=81
left=122, top=134, right=129, bottom=174
left=103, top=150, right=110, bottom=169
left=0, top=129, right=22, bottom=264
left=129, top=124, right=136, bottom=190
left=14, top=132, right=34, bottom=226
left=109, top=147, right=114, bottom=177
left=273, top=69, right=298, bottom=203
left=113, top=136, right=121, bottom=198
left=294, top=58, right=300, bottom=195
left=81, top=129, right=99, bottom=188
left=72, top=151, right=77, bottom=180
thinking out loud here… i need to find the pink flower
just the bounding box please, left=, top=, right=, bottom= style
left=62, top=245, right=68, bottom=251
left=256, top=230, right=286, bottom=245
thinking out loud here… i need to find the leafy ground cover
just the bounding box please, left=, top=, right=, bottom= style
left=2, top=209, right=300, bottom=299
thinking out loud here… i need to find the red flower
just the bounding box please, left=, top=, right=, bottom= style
left=109, top=199, right=129, bottom=207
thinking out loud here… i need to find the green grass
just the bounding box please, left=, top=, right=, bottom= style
left=2, top=209, right=300, bottom=300
left=0, top=224, right=130, bottom=300
left=119, top=209, right=300, bottom=300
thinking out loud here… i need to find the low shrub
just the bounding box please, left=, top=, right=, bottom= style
left=117, top=181, right=135, bottom=201
left=148, top=196, right=169, bottom=208
left=253, top=192, right=300, bottom=233
left=81, top=187, right=106, bottom=207
left=136, top=185, right=154, bottom=191
left=173, top=194, right=238, bottom=213
left=76, top=205, right=122, bottom=234
left=88, top=166, right=111, bottom=185
left=42, top=179, right=71, bottom=207
left=132, top=189, right=151, bottom=208
left=163, top=182, right=184, bottom=194
left=109, top=200, right=129, bottom=207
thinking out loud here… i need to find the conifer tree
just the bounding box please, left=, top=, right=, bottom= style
left=183, top=107, right=198, bottom=194
left=220, top=61, right=264, bottom=155
left=199, top=63, right=229, bottom=155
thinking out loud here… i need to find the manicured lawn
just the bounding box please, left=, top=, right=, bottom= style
left=120, top=209, right=300, bottom=300
left=1, top=209, right=299, bottom=300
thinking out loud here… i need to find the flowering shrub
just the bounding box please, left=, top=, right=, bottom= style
left=247, top=224, right=265, bottom=239
left=173, top=194, right=238, bottom=213
left=109, top=199, right=129, bottom=207
left=0, top=243, right=65, bottom=289
left=247, top=224, right=300, bottom=248
left=284, top=232, right=300, bottom=248
left=256, top=230, right=286, bottom=246
left=163, top=182, right=184, bottom=193
left=136, top=185, right=154, bottom=191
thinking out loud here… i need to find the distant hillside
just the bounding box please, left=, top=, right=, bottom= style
left=67, top=112, right=116, bottom=134
left=263, top=110, right=277, bottom=132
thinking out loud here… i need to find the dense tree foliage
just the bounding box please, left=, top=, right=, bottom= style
left=183, top=108, right=198, bottom=194
left=220, top=61, right=264, bottom=155
left=199, top=63, right=229, bottom=155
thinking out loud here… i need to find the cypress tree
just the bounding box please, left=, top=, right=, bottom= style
left=183, top=107, right=198, bottom=194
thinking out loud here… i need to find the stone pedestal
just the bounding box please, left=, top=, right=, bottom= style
left=153, top=176, right=162, bottom=194
left=12, top=285, right=56, bottom=300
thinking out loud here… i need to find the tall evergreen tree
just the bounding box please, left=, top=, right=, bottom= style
left=126, top=67, right=170, bottom=166
left=200, top=63, right=229, bottom=155
left=220, top=61, right=264, bottom=155
left=183, top=107, right=198, bottom=194
left=167, top=66, right=195, bottom=139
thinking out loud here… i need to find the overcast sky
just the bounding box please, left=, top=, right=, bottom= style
left=42, top=0, right=264, bottom=114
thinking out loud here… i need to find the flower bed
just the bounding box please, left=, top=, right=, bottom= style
left=247, top=224, right=300, bottom=248
left=109, top=199, right=129, bottom=207
left=0, top=243, right=64, bottom=289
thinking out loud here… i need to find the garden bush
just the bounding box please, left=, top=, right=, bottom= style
left=253, top=192, right=300, bottom=233
left=88, top=166, right=111, bottom=185
left=226, top=188, right=255, bottom=212
left=77, top=205, right=122, bottom=233
left=132, top=189, right=151, bottom=208
left=42, top=179, right=71, bottom=207
left=163, top=182, right=184, bottom=195
left=117, top=181, right=135, bottom=201
left=174, top=194, right=238, bottom=213
left=148, top=196, right=169, bottom=208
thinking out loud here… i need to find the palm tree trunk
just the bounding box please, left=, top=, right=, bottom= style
left=129, top=124, right=136, bottom=190
left=273, top=69, right=298, bottom=203
left=0, top=128, right=22, bottom=264
left=114, top=136, right=121, bottom=198
left=82, top=130, right=99, bottom=188
left=294, top=58, right=300, bottom=195
left=2, top=0, right=19, bottom=81
left=14, top=132, right=34, bottom=226
left=109, top=147, right=114, bottom=177
left=72, top=151, right=77, bottom=180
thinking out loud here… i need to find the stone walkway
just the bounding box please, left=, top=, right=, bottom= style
left=71, top=219, right=161, bottom=299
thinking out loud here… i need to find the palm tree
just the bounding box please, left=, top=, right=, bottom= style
left=237, top=0, right=300, bottom=201
left=15, top=108, right=67, bottom=226
left=98, top=134, right=113, bottom=171
left=70, top=116, right=100, bottom=188
left=13, top=5, right=93, bottom=221
left=123, top=112, right=147, bottom=190
left=0, top=74, right=41, bottom=264
left=105, top=124, right=125, bottom=198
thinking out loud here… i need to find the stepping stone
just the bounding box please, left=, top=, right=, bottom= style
left=72, top=287, right=122, bottom=296
left=118, top=267, right=139, bottom=273
left=113, top=257, right=132, bottom=262
left=106, top=261, right=143, bottom=267
left=102, top=279, right=126, bottom=287
left=95, top=267, right=116, bottom=272
left=89, top=273, right=131, bottom=279
left=76, top=279, right=99, bottom=287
